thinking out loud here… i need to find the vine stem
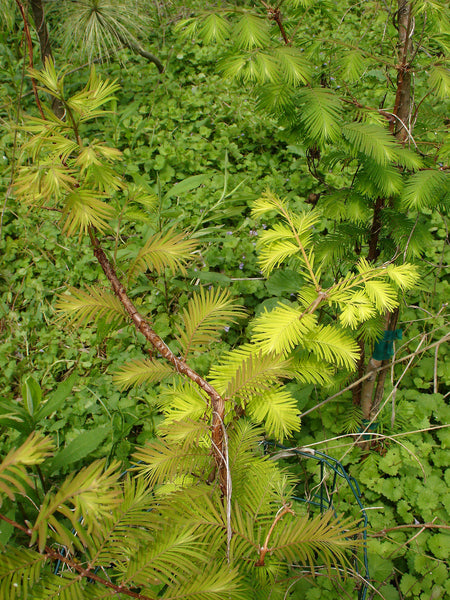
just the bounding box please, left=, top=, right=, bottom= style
left=14, top=0, right=45, bottom=119
left=0, top=513, right=156, bottom=600
left=88, top=228, right=229, bottom=498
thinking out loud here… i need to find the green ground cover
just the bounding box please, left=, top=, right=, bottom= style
left=0, top=2, right=448, bottom=598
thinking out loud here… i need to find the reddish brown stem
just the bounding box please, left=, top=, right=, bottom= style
left=0, top=512, right=32, bottom=535
left=272, top=9, right=290, bottom=45
left=14, top=0, right=45, bottom=119
left=341, top=97, right=395, bottom=125
left=261, top=2, right=290, bottom=45
left=89, top=231, right=228, bottom=497
left=45, top=546, right=156, bottom=600
left=255, top=503, right=294, bottom=566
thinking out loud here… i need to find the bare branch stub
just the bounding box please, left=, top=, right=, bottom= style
left=264, top=3, right=291, bottom=45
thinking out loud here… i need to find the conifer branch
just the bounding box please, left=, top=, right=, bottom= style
left=44, top=547, right=156, bottom=600
left=300, top=332, right=450, bottom=419
left=271, top=195, right=320, bottom=290
left=121, top=37, right=164, bottom=73
left=88, top=229, right=229, bottom=498
left=0, top=513, right=156, bottom=600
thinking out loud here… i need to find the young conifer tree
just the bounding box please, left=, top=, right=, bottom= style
left=0, top=44, right=423, bottom=597
left=176, top=0, right=449, bottom=429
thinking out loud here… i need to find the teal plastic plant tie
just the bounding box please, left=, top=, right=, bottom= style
left=372, top=329, right=402, bottom=360
left=358, top=419, right=379, bottom=440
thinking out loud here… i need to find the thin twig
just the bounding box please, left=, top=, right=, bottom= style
left=298, top=424, right=449, bottom=451
left=342, top=333, right=428, bottom=462
left=299, top=332, right=449, bottom=419
left=14, top=0, right=45, bottom=119
left=255, top=503, right=294, bottom=566
left=372, top=521, right=449, bottom=537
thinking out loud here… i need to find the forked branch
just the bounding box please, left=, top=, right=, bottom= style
left=255, top=503, right=294, bottom=566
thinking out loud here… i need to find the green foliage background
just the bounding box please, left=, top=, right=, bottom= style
left=0, top=1, right=449, bottom=599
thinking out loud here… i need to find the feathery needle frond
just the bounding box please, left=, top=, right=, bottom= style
left=55, top=285, right=128, bottom=328
left=113, top=358, right=175, bottom=390
left=252, top=305, right=317, bottom=355
left=0, top=434, right=54, bottom=500
left=31, top=460, right=122, bottom=552
left=176, top=287, right=246, bottom=360
left=209, top=346, right=293, bottom=402
left=127, top=229, right=197, bottom=282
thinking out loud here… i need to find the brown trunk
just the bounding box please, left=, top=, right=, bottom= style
left=352, top=340, right=366, bottom=405
left=391, top=0, right=414, bottom=142
left=357, top=2, right=414, bottom=422
left=360, top=312, right=390, bottom=421
left=367, top=197, right=385, bottom=263
left=28, top=0, right=52, bottom=62
left=370, top=308, right=400, bottom=420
